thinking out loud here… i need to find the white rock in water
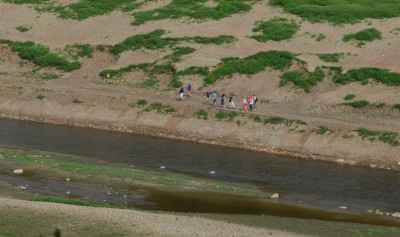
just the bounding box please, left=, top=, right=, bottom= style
left=65, top=178, right=71, bottom=182
left=66, top=191, right=71, bottom=194
left=209, top=171, right=216, bottom=175
left=19, top=186, right=27, bottom=190
left=13, top=169, right=24, bottom=174
left=271, top=193, right=279, bottom=199
left=392, top=212, right=400, bottom=219
left=160, top=166, right=166, bottom=169
left=123, top=195, right=127, bottom=198
left=339, top=206, right=347, bottom=209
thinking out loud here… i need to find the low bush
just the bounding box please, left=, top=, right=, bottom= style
left=65, top=44, right=93, bottom=59
left=314, top=126, right=334, bottom=135
left=334, top=67, right=400, bottom=86
left=279, top=67, right=325, bottom=92
left=344, top=94, right=355, bottom=100
left=136, top=99, right=148, bottom=106
left=215, top=111, right=238, bottom=122
left=36, top=95, right=45, bottom=100
left=356, top=128, right=399, bottom=146
left=317, top=53, right=344, bottom=63
left=145, top=102, right=176, bottom=114
left=251, top=18, right=299, bottom=42
left=394, top=104, right=400, bottom=109
left=264, top=116, right=307, bottom=126
left=16, top=26, right=30, bottom=32
left=342, top=28, right=382, bottom=42
left=72, top=99, right=83, bottom=104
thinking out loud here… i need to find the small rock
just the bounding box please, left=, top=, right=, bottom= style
left=160, top=166, right=166, bottom=169
left=209, top=171, right=216, bottom=175
left=339, top=206, right=347, bottom=209
left=370, top=164, right=377, bottom=168
left=271, top=193, right=279, bottom=199
left=19, top=186, right=27, bottom=190
left=336, top=159, right=345, bottom=163
left=65, top=178, right=71, bottom=182
left=107, top=192, right=111, bottom=195
left=13, top=169, right=24, bottom=174
left=392, top=212, right=400, bottom=219
left=397, top=161, right=400, bottom=166
left=66, top=191, right=71, bottom=194
left=123, top=195, right=127, bottom=198
left=115, top=192, right=119, bottom=195
left=367, top=209, right=373, bottom=213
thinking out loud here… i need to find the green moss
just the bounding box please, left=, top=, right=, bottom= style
left=251, top=18, right=299, bottom=42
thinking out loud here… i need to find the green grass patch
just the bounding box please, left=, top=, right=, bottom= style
left=72, top=98, right=83, bottom=104
left=314, top=126, right=334, bottom=135
left=264, top=117, right=307, bottom=126
left=136, top=99, right=148, bottom=106
left=269, top=0, right=400, bottom=24
left=111, top=30, right=235, bottom=56
left=356, top=128, right=399, bottom=146
left=65, top=44, right=93, bottom=59
left=144, top=102, right=176, bottom=114
left=279, top=67, right=325, bottom=93
left=16, top=25, right=30, bottom=32
left=251, top=17, right=299, bottom=42
left=253, top=115, right=262, bottom=122
left=132, top=0, right=253, bottom=26
left=32, top=196, right=131, bottom=209
left=341, top=100, right=370, bottom=108
left=343, top=28, right=382, bottom=43
left=344, top=94, right=356, bottom=101
left=334, top=67, right=400, bottom=86
left=394, top=104, right=400, bottom=109
left=317, top=53, right=344, bottom=63
left=194, top=109, right=208, bottom=120
left=142, top=77, right=158, bottom=87
left=177, top=66, right=210, bottom=76
left=36, top=95, right=45, bottom=100
left=204, top=50, right=297, bottom=85
left=315, top=34, right=326, bottom=41
left=215, top=111, right=238, bottom=122
left=0, top=39, right=81, bottom=72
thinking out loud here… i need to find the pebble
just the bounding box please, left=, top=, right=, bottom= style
left=397, top=161, right=400, bottom=166
left=65, top=178, right=71, bottom=182
left=209, top=171, right=216, bottom=175
left=271, top=193, right=279, bottom=199
left=339, top=206, right=347, bottom=209
left=19, top=186, right=27, bottom=190
left=123, top=195, right=127, bottom=198
left=336, top=159, right=344, bottom=163
left=13, top=169, right=24, bottom=174
left=160, top=166, right=166, bottom=169
left=66, top=191, right=71, bottom=194
left=370, top=164, right=377, bottom=168
left=392, top=212, right=400, bottom=219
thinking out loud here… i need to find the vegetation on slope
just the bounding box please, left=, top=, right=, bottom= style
left=279, top=67, right=325, bottom=92
left=334, top=68, right=400, bottom=86
left=269, top=0, right=400, bottom=24
left=251, top=18, right=299, bottom=42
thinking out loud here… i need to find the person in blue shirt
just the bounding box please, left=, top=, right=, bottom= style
left=211, top=91, right=217, bottom=107
left=187, top=83, right=192, bottom=97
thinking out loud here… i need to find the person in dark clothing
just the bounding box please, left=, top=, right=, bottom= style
left=221, top=94, right=225, bottom=108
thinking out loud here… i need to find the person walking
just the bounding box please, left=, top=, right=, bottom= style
left=221, top=94, right=225, bottom=108
left=248, top=96, right=254, bottom=111
left=212, top=91, right=217, bottom=107
left=187, top=83, right=192, bottom=97
left=253, top=94, right=258, bottom=110
left=205, top=91, right=210, bottom=104
left=229, top=95, right=235, bottom=109
left=241, top=98, right=248, bottom=111
left=179, top=86, right=184, bottom=100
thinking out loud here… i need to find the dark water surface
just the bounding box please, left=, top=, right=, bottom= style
left=1, top=119, right=399, bottom=215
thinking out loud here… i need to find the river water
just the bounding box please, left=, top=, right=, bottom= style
left=0, top=119, right=399, bottom=221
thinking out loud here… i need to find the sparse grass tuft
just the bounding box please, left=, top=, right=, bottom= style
left=317, top=53, right=344, bottom=63
left=279, top=67, right=325, bottom=92
left=394, top=104, right=400, bottom=109
left=145, top=102, right=176, bottom=113
left=36, top=95, right=45, bottom=100
left=65, top=44, right=93, bottom=59
left=72, top=98, right=83, bottom=104
left=344, top=94, right=356, bottom=101
left=251, top=18, right=299, bottom=42
left=194, top=109, right=208, bottom=120
left=342, top=28, right=382, bottom=43
left=264, top=117, right=307, bottom=126
left=215, top=111, right=238, bottom=122
left=142, top=77, right=158, bottom=87
left=341, top=100, right=370, bottom=108
left=16, top=25, right=30, bottom=32
left=136, top=99, right=148, bottom=106
left=356, top=128, right=399, bottom=146
left=314, top=126, right=334, bottom=135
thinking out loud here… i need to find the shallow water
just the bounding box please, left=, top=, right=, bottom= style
left=0, top=119, right=399, bottom=218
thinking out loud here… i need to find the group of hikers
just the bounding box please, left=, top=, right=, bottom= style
left=179, top=83, right=258, bottom=111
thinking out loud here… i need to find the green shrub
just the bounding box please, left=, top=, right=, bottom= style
left=279, top=67, right=325, bottom=92
left=253, top=115, right=262, bottom=122
left=170, top=76, right=183, bottom=88
left=334, top=67, right=400, bottom=86
left=16, top=26, right=30, bottom=32
left=344, top=94, right=355, bottom=100
left=65, top=44, right=93, bottom=59
left=96, top=45, right=105, bottom=52
left=40, top=73, right=60, bottom=80
left=317, top=53, right=344, bottom=63
left=215, top=111, right=238, bottom=122
left=315, top=34, right=326, bottom=41
left=194, top=109, right=208, bottom=120
left=132, top=0, right=252, bottom=26
left=269, top=0, right=400, bottom=24
left=264, top=117, right=307, bottom=126
left=356, top=128, right=399, bottom=146
left=136, top=99, right=148, bottom=106
left=142, top=77, right=158, bottom=87
left=204, top=51, right=297, bottom=85
left=251, top=18, right=299, bottom=42
left=72, top=98, right=83, bottom=104
left=36, top=95, right=45, bottom=100
left=394, top=104, right=400, bottom=109
left=145, top=102, right=176, bottom=114
left=342, top=100, right=370, bottom=108
left=177, top=66, right=210, bottom=76
left=343, top=28, right=382, bottom=42
left=314, top=126, right=334, bottom=135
